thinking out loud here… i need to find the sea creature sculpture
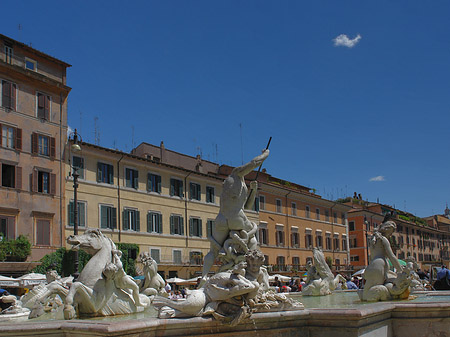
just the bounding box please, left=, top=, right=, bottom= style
left=137, top=251, right=167, bottom=297
left=153, top=250, right=303, bottom=326
left=302, top=248, right=346, bottom=296
left=358, top=216, right=412, bottom=302
left=63, top=228, right=150, bottom=319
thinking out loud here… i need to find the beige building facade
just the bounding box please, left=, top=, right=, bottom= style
left=0, top=34, right=71, bottom=267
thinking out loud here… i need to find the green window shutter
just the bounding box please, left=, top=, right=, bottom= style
left=68, top=201, right=74, bottom=226
left=112, top=207, right=117, bottom=229
left=189, top=218, right=193, bottom=237
left=79, top=203, right=85, bottom=227
left=136, top=211, right=140, bottom=232
left=109, top=165, right=114, bottom=184
left=158, top=213, right=163, bottom=233
left=100, top=206, right=107, bottom=228
left=179, top=181, right=183, bottom=198
left=147, top=212, right=151, bottom=232
left=199, top=219, right=203, bottom=237
left=123, top=210, right=129, bottom=230
left=170, top=179, right=174, bottom=195
left=189, top=183, right=193, bottom=200
left=97, top=163, right=101, bottom=182
left=134, top=171, right=138, bottom=189
left=170, top=216, right=174, bottom=234
left=147, top=174, right=152, bottom=191
left=157, top=175, right=161, bottom=193
left=180, top=217, right=184, bottom=235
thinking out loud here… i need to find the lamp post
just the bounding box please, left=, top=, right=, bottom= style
left=69, top=129, right=82, bottom=280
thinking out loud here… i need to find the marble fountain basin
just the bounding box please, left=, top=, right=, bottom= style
left=0, top=290, right=449, bottom=337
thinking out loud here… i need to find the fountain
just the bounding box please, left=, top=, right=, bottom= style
left=0, top=150, right=449, bottom=336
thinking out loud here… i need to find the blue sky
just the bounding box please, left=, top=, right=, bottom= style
left=3, top=1, right=450, bottom=216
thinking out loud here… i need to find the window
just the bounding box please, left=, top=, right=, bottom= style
left=264, top=255, right=269, bottom=265
left=31, top=169, right=55, bottom=194
left=1, top=125, right=14, bottom=149
left=0, top=215, right=15, bottom=240
left=259, top=227, right=268, bottom=245
left=147, top=211, right=162, bottom=233
left=189, top=217, right=202, bottom=237
left=206, top=186, right=215, bottom=203
left=4, top=45, right=13, bottom=64
left=333, top=212, right=338, bottom=223
left=36, top=219, right=50, bottom=246
left=341, top=212, right=346, bottom=224
left=72, top=156, right=84, bottom=179
left=325, top=210, right=330, bottom=222
left=170, top=214, right=184, bottom=235
left=150, top=249, right=160, bottom=263
left=259, top=195, right=265, bottom=210
left=316, top=208, right=320, bottom=220
left=100, top=205, right=117, bottom=229
left=350, top=237, right=357, bottom=248
left=122, top=208, right=140, bottom=232
left=189, top=251, right=203, bottom=265
left=326, top=234, right=332, bottom=250
left=25, top=58, right=37, bottom=71
left=292, top=256, right=300, bottom=268
left=305, top=233, right=313, bottom=248
left=170, top=178, right=183, bottom=197
left=275, top=228, right=285, bottom=246
left=207, top=219, right=214, bottom=238
left=350, top=255, right=360, bottom=262
left=173, top=250, right=182, bottom=264
left=68, top=201, right=86, bottom=227
left=125, top=168, right=139, bottom=189
left=291, top=202, right=297, bottom=216
left=333, top=235, right=340, bottom=251
left=97, top=162, right=114, bottom=184
left=349, top=221, right=355, bottom=231
left=31, top=133, right=55, bottom=158
left=1, top=163, right=15, bottom=188
left=291, top=232, right=299, bottom=248
left=316, top=234, right=323, bottom=248
left=305, top=206, right=310, bottom=218
left=276, top=199, right=282, bottom=213
left=147, top=173, right=161, bottom=193
left=37, top=93, right=50, bottom=120
left=276, top=256, right=286, bottom=269
left=189, top=182, right=201, bottom=201
left=342, top=237, right=348, bottom=251
left=1, top=80, right=16, bottom=110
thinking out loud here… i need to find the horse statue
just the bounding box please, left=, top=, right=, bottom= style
left=63, top=229, right=150, bottom=319
left=302, top=248, right=346, bottom=296
left=137, top=251, right=167, bottom=297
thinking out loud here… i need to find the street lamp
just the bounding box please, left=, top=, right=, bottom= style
left=69, top=129, right=82, bottom=280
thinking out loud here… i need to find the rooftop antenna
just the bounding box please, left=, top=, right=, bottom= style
left=240, top=123, right=244, bottom=165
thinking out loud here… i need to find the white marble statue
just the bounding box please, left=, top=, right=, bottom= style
left=153, top=250, right=302, bottom=326
left=137, top=251, right=167, bottom=297
left=404, top=258, right=428, bottom=291
left=302, top=248, right=346, bottom=296
left=200, top=149, right=269, bottom=284
left=63, top=229, right=150, bottom=319
left=358, top=217, right=412, bottom=302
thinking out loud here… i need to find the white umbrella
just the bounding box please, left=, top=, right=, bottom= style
left=166, top=277, right=186, bottom=284
left=0, top=275, right=20, bottom=287
left=269, top=274, right=291, bottom=282
left=352, top=269, right=365, bottom=277
left=17, top=273, right=46, bottom=287
left=177, top=277, right=200, bottom=286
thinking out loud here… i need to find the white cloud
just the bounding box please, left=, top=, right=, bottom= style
left=333, top=34, right=362, bottom=48
left=67, top=125, right=74, bottom=139
left=369, top=176, right=385, bottom=182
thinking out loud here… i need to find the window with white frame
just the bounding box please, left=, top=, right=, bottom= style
left=97, top=162, right=114, bottom=184
left=173, top=250, right=182, bottom=264
left=4, top=44, right=13, bottom=64
left=206, top=186, right=215, bottom=203
left=276, top=199, right=282, bottom=213
left=207, top=219, right=214, bottom=238
left=316, top=232, right=323, bottom=248
left=189, top=217, right=202, bottom=237
left=147, top=173, right=161, bottom=193
left=147, top=211, right=162, bottom=234
left=291, top=232, right=300, bottom=248
left=170, top=214, right=184, bottom=235
left=25, top=58, right=37, bottom=71
left=189, top=182, right=201, bottom=201
left=326, top=233, right=332, bottom=250
left=125, top=168, right=139, bottom=189
left=305, top=205, right=310, bottom=218
left=68, top=201, right=86, bottom=227
left=123, top=208, right=140, bottom=231
left=316, top=208, right=320, bottom=220
left=275, top=225, right=285, bottom=246
left=100, top=205, right=117, bottom=229
left=325, top=209, right=330, bottom=221
left=38, top=135, right=49, bottom=156
left=1, top=125, right=17, bottom=149
left=291, top=202, right=297, bottom=216
left=305, top=232, right=313, bottom=248
left=150, top=249, right=160, bottom=263
left=259, top=195, right=265, bottom=210
left=259, top=227, right=268, bottom=245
